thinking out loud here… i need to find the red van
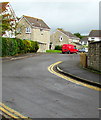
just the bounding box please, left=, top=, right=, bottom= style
left=62, top=44, right=78, bottom=54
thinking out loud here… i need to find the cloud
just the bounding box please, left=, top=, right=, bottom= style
left=1, top=0, right=100, bottom=34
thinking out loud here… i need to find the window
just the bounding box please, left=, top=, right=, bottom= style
left=26, top=27, right=31, bottom=33
left=59, top=36, right=63, bottom=41
left=91, top=37, right=95, bottom=39
left=40, top=28, right=43, bottom=31
left=40, top=28, right=43, bottom=35
left=17, top=28, right=21, bottom=33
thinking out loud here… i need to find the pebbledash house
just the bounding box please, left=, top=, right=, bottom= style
left=16, top=15, right=50, bottom=52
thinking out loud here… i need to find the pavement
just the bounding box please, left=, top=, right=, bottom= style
left=1, top=53, right=44, bottom=62
left=1, top=52, right=61, bottom=62
left=57, top=58, right=101, bottom=87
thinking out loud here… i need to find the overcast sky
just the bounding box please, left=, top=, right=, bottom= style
left=1, top=0, right=100, bottom=35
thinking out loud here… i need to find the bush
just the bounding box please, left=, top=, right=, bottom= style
left=55, top=45, right=62, bottom=50
left=22, top=40, right=31, bottom=53
left=2, top=37, right=18, bottom=56
left=16, top=38, right=25, bottom=53
left=0, top=37, right=2, bottom=56
left=33, top=41, right=39, bottom=52
left=9, top=38, right=18, bottom=56
left=0, top=37, right=39, bottom=57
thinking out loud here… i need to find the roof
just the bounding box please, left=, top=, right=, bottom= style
left=0, top=2, right=9, bottom=13
left=89, top=30, right=101, bottom=37
left=23, top=15, right=50, bottom=29
left=57, top=29, right=80, bottom=39
left=72, top=42, right=82, bottom=46
left=81, top=36, right=88, bottom=42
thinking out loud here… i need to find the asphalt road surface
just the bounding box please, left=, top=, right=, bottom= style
left=2, top=53, right=100, bottom=118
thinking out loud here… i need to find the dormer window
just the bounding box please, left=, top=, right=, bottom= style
left=59, top=36, right=63, bottom=41
left=26, top=27, right=31, bottom=33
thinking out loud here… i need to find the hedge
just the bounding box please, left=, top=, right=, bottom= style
left=0, top=37, right=39, bottom=57
left=55, top=45, right=62, bottom=50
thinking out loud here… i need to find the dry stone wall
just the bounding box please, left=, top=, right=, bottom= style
left=88, top=41, right=101, bottom=72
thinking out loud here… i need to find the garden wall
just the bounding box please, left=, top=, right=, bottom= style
left=88, top=41, right=101, bottom=72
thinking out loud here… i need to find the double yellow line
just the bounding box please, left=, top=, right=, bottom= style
left=48, top=61, right=101, bottom=91
left=0, top=102, right=31, bottom=119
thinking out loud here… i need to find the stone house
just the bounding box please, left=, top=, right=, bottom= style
left=0, top=2, right=17, bottom=38
left=16, top=15, right=50, bottom=52
left=88, top=30, right=101, bottom=42
left=50, top=29, right=81, bottom=49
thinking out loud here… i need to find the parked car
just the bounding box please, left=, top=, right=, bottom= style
left=78, top=48, right=88, bottom=53
left=62, top=44, right=78, bottom=54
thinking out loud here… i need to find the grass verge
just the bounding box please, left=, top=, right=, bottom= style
left=46, top=50, right=62, bottom=53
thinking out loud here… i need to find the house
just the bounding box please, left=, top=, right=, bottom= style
left=16, top=15, right=50, bottom=52
left=80, top=36, right=88, bottom=46
left=50, top=29, right=81, bottom=49
left=88, top=30, right=101, bottom=42
left=0, top=2, right=17, bottom=38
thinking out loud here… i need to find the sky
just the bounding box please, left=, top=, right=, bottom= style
left=1, top=0, right=100, bottom=35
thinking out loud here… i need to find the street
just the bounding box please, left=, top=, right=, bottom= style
left=2, top=54, right=99, bottom=118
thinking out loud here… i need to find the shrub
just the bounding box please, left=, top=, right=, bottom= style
left=16, top=38, right=25, bottom=53
left=8, top=38, right=18, bottom=56
left=0, top=37, right=2, bottom=56
left=30, top=41, right=39, bottom=53
left=30, top=41, right=35, bottom=52
left=2, top=37, right=18, bottom=56
left=55, top=45, right=62, bottom=50
left=34, top=41, right=39, bottom=52
left=0, top=37, right=39, bottom=57
left=22, top=40, right=31, bottom=53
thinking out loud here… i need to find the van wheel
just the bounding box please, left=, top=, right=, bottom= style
left=67, top=51, right=71, bottom=54
left=62, top=51, right=65, bottom=54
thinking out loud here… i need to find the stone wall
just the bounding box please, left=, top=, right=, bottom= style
left=88, top=41, right=101, bottom=72
left=80, top=53, right=87, bottom=68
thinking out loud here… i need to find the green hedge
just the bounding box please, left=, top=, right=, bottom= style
left=0, top=37, right=39, bottom=57
left=55, top=45, right=62, bottom=50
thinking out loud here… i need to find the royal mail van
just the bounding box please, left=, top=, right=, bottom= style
left=62, top=44, right=78, bottom=54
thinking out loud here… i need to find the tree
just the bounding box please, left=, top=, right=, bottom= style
left=57, top=28, right=64, bottom=31
left=74, top=33, right=83, bottom=39
left=0, top=10, right=18, bottom=37
left=0, top=13, right=17, bottom=36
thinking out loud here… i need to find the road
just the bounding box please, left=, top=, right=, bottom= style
left=2, top=53, right=100, bottom=118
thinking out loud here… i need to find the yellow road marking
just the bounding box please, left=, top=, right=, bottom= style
left=0, top=102, right=31, bottom=119
left=0, top=102, right=27, bottom=118
left=48, top=61, right=101, bottom=91
left=0, top=107, right=18, bottom=119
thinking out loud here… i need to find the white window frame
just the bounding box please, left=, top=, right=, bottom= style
left=26, top=27, right=31, bottom=33
left=59, top=36, right=63, bottom=41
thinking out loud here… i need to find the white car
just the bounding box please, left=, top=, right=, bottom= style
left=78, top=48, right=88, bottom=53
left=85, top=48, right=88, bottom=52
